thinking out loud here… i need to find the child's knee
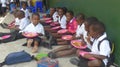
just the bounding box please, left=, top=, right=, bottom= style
left=88, top=59, right=102, bottom=67
left=76, top=49, right=80, bottom=56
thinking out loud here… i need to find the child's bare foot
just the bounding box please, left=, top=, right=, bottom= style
left=32, top=46, right=38, bottom=53
left=27, top=39, right=33, bottom=48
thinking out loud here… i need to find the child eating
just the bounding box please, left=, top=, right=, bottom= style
left=22, top=13, right=45, bottom=53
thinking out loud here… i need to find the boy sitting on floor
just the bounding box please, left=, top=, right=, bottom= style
left=70, top=21, right=111, bottom=67
left=21, top=13, right=45, bottom=53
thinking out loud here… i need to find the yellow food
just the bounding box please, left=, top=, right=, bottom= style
left=73, top=42, right=82, bottom=47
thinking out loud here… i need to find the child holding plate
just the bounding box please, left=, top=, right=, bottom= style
left=70, top=21, right=110, bottom=67
left=47, top=13, right=85, bottom=58
left=22, top=13, right=45, bottom=53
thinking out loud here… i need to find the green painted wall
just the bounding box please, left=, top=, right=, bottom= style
left=49, top=0, right=120, bottom=66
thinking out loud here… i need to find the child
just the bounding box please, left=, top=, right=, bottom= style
left=45, top=7, right=67, bottom=34
left=9, top=0, right=16, bottom=14
left=47, top=13, right=85, bottom=58
left=74, top=13, right=85, bottom=39
left=22, top=13, right=45, bottom=53
left=21, top=2, right=30, bottom=19
left=15, top=0, right=20, bottom=7
left=1, top=0, right=7, bottom=17
left=49, top=7, right=67, bottom=34
left=71, top=21, right=111, bottom=67
left=56, top=10, right=78, bottom=45
left=0, top=10, right=30, bottom=43
left=50, top=7, right=58, bottom=22
left=0, top=10, right=19, bottom=30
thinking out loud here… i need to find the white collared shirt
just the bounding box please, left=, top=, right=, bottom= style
left=10, top=0, right=14, bottom=2
left=15, top=18, right=20, bottom=25
left=58, top=15, right=67, bottom=29
left=19, top=17, right=30, bottom=31
left=22, top=23, right=45, bottom=35
left=52, top=11, right=58, bottom=22
left=21, top=8, right=30, bottom=18
left=76, top=23, right=85, bottom=37
left=1, top=0, right=7, bottom=7
left=91, top=33, right=110, bottom=65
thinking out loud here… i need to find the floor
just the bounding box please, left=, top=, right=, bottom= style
left=0, top=13, right=77, bottom=67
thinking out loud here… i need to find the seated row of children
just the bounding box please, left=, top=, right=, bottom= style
left=0, top=10, right=45, bottom=53
left=43, top=7, right=111, bottom=67
left=0, top=6, right=111, bottom=67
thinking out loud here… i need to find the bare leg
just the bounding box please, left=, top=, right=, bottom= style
left=55, top=47, right=76, bottom=57
left=44, top=26, right=51, bottom=30
left=57, top=38, right=63, bottom=42
left=57, top=41, right=68, bottom=45
left=32, top=41, right=39, bottom=53
left=88, top=59, right=102, bottom=67
left=27, top=39, right=33, bottom=48
left=52, top=45, right=71, bottom=53
left=51, top=33, right=62, bottom=38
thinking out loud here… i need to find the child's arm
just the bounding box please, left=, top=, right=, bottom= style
left=83, top=53, right=107, bottom=60
left=8, top=25, right=20, bottom=30
left=85, top=34, right=93, bottom=45
left=38, top=33, right=44, bottom=36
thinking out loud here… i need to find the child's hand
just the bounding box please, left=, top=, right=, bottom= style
left=85, top=34, right=91, bottom=44
left=38, top=33, right=43, bottom=36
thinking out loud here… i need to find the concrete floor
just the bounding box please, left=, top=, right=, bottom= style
left=0, top=13, right=77, bottom=67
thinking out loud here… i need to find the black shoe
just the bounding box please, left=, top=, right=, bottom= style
left=3, top=23, right=8, bottom=26
left=48, top=52, right=57, bottom=59
left=22, top=43, right=27, bottom=46
left=70, top=58, right=80, bottom=66
left=0, top=23, right=8, bottom=28
left=42, top=42, right=52, bottom=49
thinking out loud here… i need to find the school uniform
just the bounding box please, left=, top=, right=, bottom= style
left=21, top=8, right=30, bottom=18
left=67, top=18, right=78, bottom=34
left=15, top=18, right=20, bottom=26
left=52, top=11, right=58, bottom=22
left=19, top=17, right=30, bottom=31
left=22, top=23, right=45, bottom=43
left=75, top=23, right=85, bottom=37
left=0, top=17, right=30, bottom=43
left=58, top=15, right=67, bottom=29
left=10, top=0, right=14, bottom=2
left=91, top=32, right=111, bottom=66
left=22, top=23, right=45, bottom=35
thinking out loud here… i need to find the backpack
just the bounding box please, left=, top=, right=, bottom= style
left=0, top=50, right=34, bottom=67
left=97, top=38, right=115, bottom=67
left=37, top=57, right=59, bottom=67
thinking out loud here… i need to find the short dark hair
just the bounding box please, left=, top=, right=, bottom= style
left=66, top=10, right=74, bottom=16
left=76, top=13, right=85, bottom=20
left=85, top=17, right=98, bottom=27
left=22, top=2, right=27, bottom=6
left=13, top=9, right=19, bottom=15
left=17, top=10, right=25, bottom=17
left=58, top=7, right=66, bottom=14
left=86, top=17, right=98, bottom=23
left=62, top=7, right=68, bottom=14
left=32, top=13, right=40, bottom=18
left=90, top=21, right=105, bottom=35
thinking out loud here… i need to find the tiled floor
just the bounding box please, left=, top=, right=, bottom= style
left=0, top=13, right=76, bottom=67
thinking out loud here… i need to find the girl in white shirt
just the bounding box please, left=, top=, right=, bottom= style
left=22, top=13, right=45, bottom=53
